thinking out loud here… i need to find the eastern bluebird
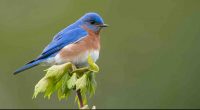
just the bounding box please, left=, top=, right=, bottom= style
left=14, top=12, right=108, bottom=74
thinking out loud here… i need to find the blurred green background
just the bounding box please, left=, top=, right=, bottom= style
left=0, top=0, right=200, bottom=109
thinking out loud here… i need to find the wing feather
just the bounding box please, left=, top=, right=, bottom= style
left=37, top=28, right=87, bottom=60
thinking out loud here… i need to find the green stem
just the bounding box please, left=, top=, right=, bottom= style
left=76, top=89, right=84, bottom=108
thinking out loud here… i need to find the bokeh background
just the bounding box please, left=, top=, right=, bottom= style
left=0, top=0, right=200, bottom=109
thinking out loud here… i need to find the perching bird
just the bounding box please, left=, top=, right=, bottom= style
left=14, top=12, right=108, bottom=74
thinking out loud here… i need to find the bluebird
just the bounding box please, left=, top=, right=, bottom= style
left=14, top=12, right=108, bottom=74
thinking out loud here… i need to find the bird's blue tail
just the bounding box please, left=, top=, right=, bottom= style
left=14, top=59, right=44, bottom=75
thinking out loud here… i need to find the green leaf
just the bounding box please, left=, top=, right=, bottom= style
left=57, top=82, right=71, bottom=101
left=87, top=72, right=97, bottom=97
left=60, top=73, right=71, bottom=100
left=67, top=73, right=77, bottom=89
left=57, top=88, right=65, bottom=100
left=32, top=77, right=49, bottom=99
left=45, top=63, right=72, bottom=80
left=61, top=73, right=70, bottom=93
left=44, top=78, right=57, bottom=99
left=56, top=76, right=66, bottom=100
left=71, top=67, right=89, bottom=77
left=75, top=74, right=87, bottom=91
left=88, top=54, right=99, bottom=72
left=33, top=62, right=73, bottom=99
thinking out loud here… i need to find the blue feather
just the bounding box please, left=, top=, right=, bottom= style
left=37, top=28, right=87, bottom=60
left=14, top=28, right=87, bottom=74
left=14, top=59, right=45, bottom=74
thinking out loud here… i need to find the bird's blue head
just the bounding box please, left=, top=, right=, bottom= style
left=78, top=12, right=108, bottom=33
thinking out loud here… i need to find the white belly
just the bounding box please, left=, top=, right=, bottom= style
left=46, top=50, right=99, bottom=67
left=70, top=50, right=99, bottom=67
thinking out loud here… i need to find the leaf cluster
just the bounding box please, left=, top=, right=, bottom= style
left=32, top=55, right=99, bottom=106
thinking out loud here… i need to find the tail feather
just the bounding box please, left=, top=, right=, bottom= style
left=13, top=59, right=44, bottom=75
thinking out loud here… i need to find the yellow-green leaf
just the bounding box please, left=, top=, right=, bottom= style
left=87, top=72, right=97, bottom=97
left=33, top=77, right=49, bottom=99
left=87, top=55, right=99, bottom=72
left=75, top=74, right=87, bottom=91
left=45, top=62, right=72, bottom=80
left=67, top=73, right=77, bottom=89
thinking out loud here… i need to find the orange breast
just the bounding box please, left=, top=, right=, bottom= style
left=57, top=27, right=100, bottom=62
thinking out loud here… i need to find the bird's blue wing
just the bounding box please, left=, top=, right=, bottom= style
left=37, top=28, right=87, bottom=60
left=14, top=27, right=87, bottom=74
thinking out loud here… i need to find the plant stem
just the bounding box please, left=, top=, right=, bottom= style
left=76, top=89, right=84, bottom=108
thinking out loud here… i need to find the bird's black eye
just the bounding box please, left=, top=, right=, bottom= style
left=90, top=20, right=96, bottom=25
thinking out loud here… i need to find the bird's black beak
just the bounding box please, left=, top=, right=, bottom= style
left=98, top=24, right=109, bottom=27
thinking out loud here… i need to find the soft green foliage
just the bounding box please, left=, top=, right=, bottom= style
left=32, top=55, right=99, bottom=107
left=87, top=72, right=97, bottom=97
left=75, top=73, right=87, bottom=91
left=88, top=55, right=99, bottom=72
left=67, top=73, right=77, bottom=89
